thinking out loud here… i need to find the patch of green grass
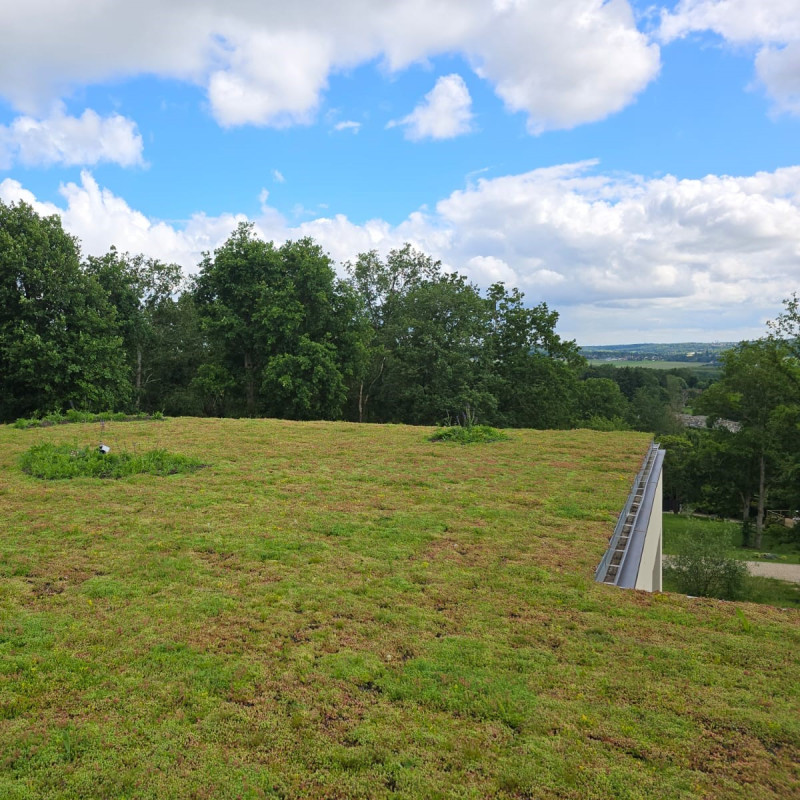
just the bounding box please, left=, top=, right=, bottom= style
left=19, top=442, right=203, bottom=479
left=11, top=410, right=164, bottom=429
left=745, top=575, right=800, bottom=607
left=0, top=419, right=797, bottom=798
left=663, top=514, right=800, bottom=564
left=662, top=570, right=800, bottom=609
left=428, top=424, right=509, bottom=444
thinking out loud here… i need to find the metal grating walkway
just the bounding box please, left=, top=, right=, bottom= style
left=595, top=442, right=662, bottom=587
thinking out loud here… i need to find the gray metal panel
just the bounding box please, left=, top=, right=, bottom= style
left=594, top=443, right=656, bottom=583
left=616, top=448, right=665, bottom=589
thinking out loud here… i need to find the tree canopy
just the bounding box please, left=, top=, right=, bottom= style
left=6, top=199, right=796, bottom=508
left=0, top=201, right=130, bottom=420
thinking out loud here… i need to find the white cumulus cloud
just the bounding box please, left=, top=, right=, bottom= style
left=660, top=0, right=800, bottom=114
left=333, top=120, right=362, bottom=133
left=0, top=105, right=144, bottom=169
left=391, top=74, right=474, bottom=141
left=3, top=161, right=799, bottom=343
left=0, top=1, right=659, bottom=132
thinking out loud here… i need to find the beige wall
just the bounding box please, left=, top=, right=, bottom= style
left=635, top=468, right=663, bottom=592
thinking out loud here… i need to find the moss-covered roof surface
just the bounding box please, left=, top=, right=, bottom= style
left=1, top=418, right=797, bottom=799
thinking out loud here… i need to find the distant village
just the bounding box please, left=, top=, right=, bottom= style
left=580, top=342, right=736, bottom=365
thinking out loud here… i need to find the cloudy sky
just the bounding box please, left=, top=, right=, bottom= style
left=1, top=0, right=798, bottom=344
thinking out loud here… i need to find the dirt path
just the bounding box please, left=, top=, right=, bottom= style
left=663, top=556, right=800, bottom=583
left=744, top=561, right=800, bottom=583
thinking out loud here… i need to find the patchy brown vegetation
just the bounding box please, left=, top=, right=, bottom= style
left=0, top=418, right=797, bottom=799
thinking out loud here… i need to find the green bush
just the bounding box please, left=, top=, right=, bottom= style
left=429, top=425, right=509, bottom=444
left=12, top=411, right=164, bottom=429
left=665, top=528, right=749, bottom=600
left=581, top=415, right=633, bottom=432
left=20, top=443, right=203, bottom=480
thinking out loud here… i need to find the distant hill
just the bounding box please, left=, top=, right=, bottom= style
left=580, top=341, right=736, bottom=365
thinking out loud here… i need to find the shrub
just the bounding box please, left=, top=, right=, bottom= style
left=20, top=443, right=203, bottom=480
left=665, top=529, right=749, bottom=600
left=582, top=415, right=632, bottom=432
left=12, top=411, right=164, bottom=429
left=429, top=425, right=509, bottom=444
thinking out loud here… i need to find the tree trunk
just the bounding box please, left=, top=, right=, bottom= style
left=244, top=351, right=255, bottom=416
left=756, top=452, right=766, bottom=549
left=740, top=492, right=752, bottom=547
left=359, top=356, right=385, bottom=424
left=135, top=347, right=143, bottom=410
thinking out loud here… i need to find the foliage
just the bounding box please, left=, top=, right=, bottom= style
left=6, top=203, right=781, bottom=449
left=582, top=363, right=697, bottom=434
left=581, top=414, right=632, bottom=431
left=1, top=207, right=677, bottom=432
left=578, top=378, right=629, bottom=422
left=428, top=424, right=509, bottom=444
left=20, top=442, right=202, bottom=479
left=12, top=409, right=163, bottom=429
left=346, top=247, right=584, bottom=428
left=375, top=272, right=496, bottom=424
left=194, top=225, right=365, bottom=419
left=665, top=526, right=750, bottom=600
left=0, top=200, right=130, bottom=421
left=696, top=337, right=800, bottom=546
left=85, top=248, right=184, bottom=410
left=768, top=291, right=800, bottom=361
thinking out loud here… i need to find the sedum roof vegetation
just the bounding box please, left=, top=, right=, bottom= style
left=1, top=418, right=798, bottom=800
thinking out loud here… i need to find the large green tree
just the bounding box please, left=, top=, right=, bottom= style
left=768, top=292, right=800, bottom=359
left=194, top=224, right=365, bottom=419
left=375, top=272, right=494, bottom=425
left=345, top=245, right=440, bottom=422
left=85, top=248, right=183, bottom=410
left=483, top=283, right=583, bottom=429
left=697, top=338, right=800, bottom=547
left=346, top=246, right=585, bottom=427
left=0, top=201, right=129, bottom=421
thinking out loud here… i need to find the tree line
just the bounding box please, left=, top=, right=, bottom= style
left=1, top=200, right=688, bottom=431
left=660, top=308, right=800, bottom=548
left=4, top=199, right=798, bottom=540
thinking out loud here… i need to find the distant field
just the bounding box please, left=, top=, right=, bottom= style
left=591, top=359, right=721, bottom=372
left=1, top=419, right=798, bottom=799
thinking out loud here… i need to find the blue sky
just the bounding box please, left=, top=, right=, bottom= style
left=1, top=0, right=798, bottom=344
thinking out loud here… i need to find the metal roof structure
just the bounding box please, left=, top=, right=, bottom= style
left=596, top=442, right=665, bottom=591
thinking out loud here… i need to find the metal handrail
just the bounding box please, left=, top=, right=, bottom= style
left=594, top=442, right=658, bottom=583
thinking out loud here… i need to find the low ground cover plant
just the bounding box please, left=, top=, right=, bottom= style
left=20, top=442, right=202, bottom=479
left=0, top=419, right=797, bottom=799
left=429, top=424, right=509, bottom=444
left=12, top=410, right=164, bottom=429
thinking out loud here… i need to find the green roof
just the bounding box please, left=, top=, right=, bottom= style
left=1, top=418, right=797, bottom=799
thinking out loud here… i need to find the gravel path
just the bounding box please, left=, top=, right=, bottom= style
left=744, top=561, right=800, bottom=583
left=663, top=556, right=800, bottom=583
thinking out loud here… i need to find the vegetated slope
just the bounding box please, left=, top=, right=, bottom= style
left=0, top=419, right=797, bottom=800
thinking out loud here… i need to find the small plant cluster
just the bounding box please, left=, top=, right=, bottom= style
left=429, top=425, right=509, bottom=444
left=12, top=410, right=164, bottom=429
left=20, top=443, right=202, bottom=480
left=665, top=528, right=749, bottom=600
